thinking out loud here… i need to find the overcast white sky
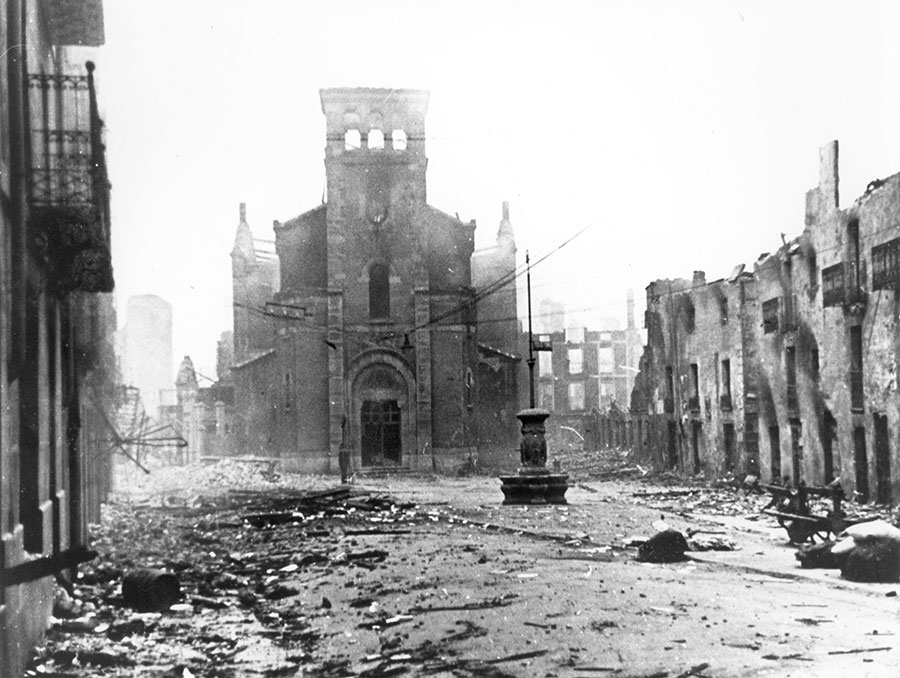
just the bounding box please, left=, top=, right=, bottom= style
left=100, top=0, right=900, bottom=382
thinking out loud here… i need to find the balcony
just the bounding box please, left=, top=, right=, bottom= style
left=27, top=62, right=112, bottom=293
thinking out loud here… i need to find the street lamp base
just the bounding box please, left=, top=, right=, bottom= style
left=499, top=468, right=569, bottom=505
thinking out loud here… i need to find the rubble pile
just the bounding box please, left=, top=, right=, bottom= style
left=26, top=486, right=423, bottom=678
left=113, top=458, right=326, bottom=506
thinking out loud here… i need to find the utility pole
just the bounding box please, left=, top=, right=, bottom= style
left=526, top=251, right=536, bottom=408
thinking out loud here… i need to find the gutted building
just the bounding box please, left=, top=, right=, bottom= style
left=534, top=296, right=643, bottom=444
left=1, top=1, right=116, bottom=674
left=629, top=142, right=899, bottom=504
left=232, top=88, right=520, bottom=474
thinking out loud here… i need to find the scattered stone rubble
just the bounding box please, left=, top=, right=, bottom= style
left=24, top=454, right=900, bottom=677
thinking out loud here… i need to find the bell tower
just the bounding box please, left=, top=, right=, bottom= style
left=319, top=88, right=430, bottom=289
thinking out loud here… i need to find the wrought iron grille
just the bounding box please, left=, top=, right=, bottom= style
left=821, top=263, right=845, bottom=307
left=28, top=71, right=96, bottom=207
left=872, top=238, right=900, bottom=290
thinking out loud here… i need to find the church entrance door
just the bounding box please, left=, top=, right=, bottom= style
left=361, top=399, right=402, bottom=466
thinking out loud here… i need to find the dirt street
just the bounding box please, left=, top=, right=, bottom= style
left=25, top=461, right=900, bottom=678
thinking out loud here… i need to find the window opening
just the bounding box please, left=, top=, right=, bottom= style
left=848, top=218, right=861, bottom=292
left=822, top=263, right=845, bottom=307
left=720, top=359, right=732, bottom=410
left=367, top=129, right=384, bottom=150
left=762, top=298, right=779, bottom=333
left=871, top=238, right=900, bottom=290
left=568, top=348, right=583, bottom=375
left=344, top=129, right=361, bottom=150
left=539, top=382, right=554, bottom=411
left=391, top=129, right=407, bottom=151
left=768, top=425, right=781, bottom=484
left=538, top=351, right=553, bottom=377
left=369, top=262, right=390, bottom=319
left=666, top=421, right=678, bottom=470
left=568, top=382, right=585, bottom=411
left=723, top=423, right=736, bottom=472
left=849, top=325, right=864, bottom=412
left=785, top=347, right=798, bottom=414
left=689, top=363, right=700, bottom=413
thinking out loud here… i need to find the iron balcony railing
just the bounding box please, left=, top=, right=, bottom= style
left=27, top=62, right=112, bottom=293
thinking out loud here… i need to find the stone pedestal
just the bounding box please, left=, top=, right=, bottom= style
left=499, top=408, right=569, bottom=505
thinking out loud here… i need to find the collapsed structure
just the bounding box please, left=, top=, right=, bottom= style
left=231, top=88, right=521, bottom=474
left=629, top=141, right=899, bottom=504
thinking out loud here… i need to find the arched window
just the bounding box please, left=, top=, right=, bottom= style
left=344, top=129, right=361, bottom=150
left=392, top=129, right=407, bottom=151
left=368, top=129, right=384, bottom=150
left=369, top=262, right=390, bottom=319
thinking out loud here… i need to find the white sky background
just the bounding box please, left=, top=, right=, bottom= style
left=100, top=0, right=900, bottom=383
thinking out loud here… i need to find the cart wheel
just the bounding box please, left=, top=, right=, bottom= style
left=784, top=519, right=815, bottom=544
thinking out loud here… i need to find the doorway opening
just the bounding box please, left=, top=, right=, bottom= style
left=853, top=425, right=869, bottom=503
left=873, top=413, right=891, bottom=504
left=361, top=400, right=401, bottom=466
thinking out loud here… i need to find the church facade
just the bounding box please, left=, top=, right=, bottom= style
left=231, top=88, right=520, bottom=474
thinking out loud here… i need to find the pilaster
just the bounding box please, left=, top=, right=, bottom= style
left=328, top=290, right=345, bottom=465
left=414, top=289, right=432, bottom=455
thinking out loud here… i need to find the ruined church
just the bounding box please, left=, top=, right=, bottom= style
left=231, top=88, right=521, bottom=473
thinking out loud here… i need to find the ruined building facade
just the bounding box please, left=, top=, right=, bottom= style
left=1, top=2, right=116, bottom=674
left=630, top=142, right=899, bottom=504
left=232, top=88, right=520, bottom=473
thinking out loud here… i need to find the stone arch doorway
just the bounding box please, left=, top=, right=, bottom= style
left=349, top=351, right=416, bottom=468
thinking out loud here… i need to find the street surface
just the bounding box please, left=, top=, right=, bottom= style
left=25, top=454, right=900, bottom=678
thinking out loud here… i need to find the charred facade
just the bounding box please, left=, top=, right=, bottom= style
left=231, top=89, right=520, bottom=474
left=630, top=142, right=900, bottom=504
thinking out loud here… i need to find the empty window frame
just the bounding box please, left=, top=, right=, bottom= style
left=849, top=325, right=864, bottom=411
left=539, top=382, right=555, bottom=411
left=720, top=358, right=732, bottom=410
left=565, top=327, right=584, bottom=343
left=369, top=262, right=390, bottom=319
left=762, top=298, right=779, bottom=333
left=568, top=382, right=585, bottom=411
left=367, top=128, right=384, bottom=149
left=391, top=129, right=407, bottom=150
left=344, top=129, right=361, bottom=150
left=568, top=348, right=583, bottom=375
left=538, top=351, right=553, bottom=377
left=688, top=363, right=700, bottom=412
left=848, top=218, right=862, bottom=292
